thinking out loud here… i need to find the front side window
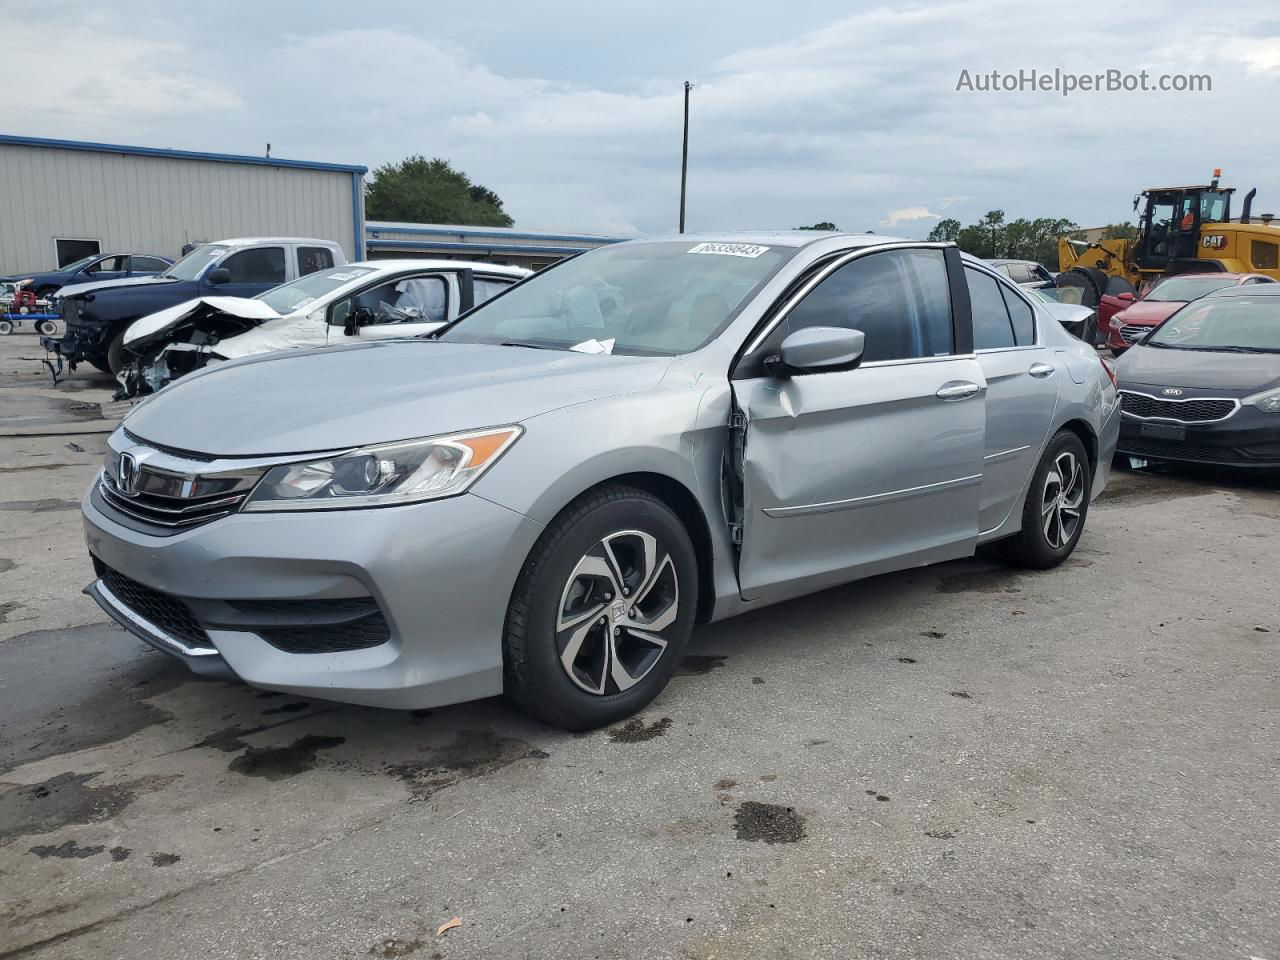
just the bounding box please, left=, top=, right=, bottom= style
left=334, top=275, right=448, bottom=327
left=87, top=256, right=125, bottom=274
left=298, top=246, right=334, bottom=276
left=441, top=240, right=793, bottom=356
left=132, top=257, right=170, bottom=272
left=781, top=248, right=954, bottom=363
left=220, top=247, right=287, bottom=284
left=966, top=268, right=1016, bottom=349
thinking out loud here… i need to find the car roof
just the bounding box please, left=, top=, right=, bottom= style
left=213, top=237, right=340, bottom=248
left=348, top=259, right=529, bottom=276
left=625, top=231, right=910, bottom=250
left=986, top=258, right=1041, bottom=266
left=1203, top=282, right=1280, bottom=298
left=1155, top=272, right=1270, bottom=284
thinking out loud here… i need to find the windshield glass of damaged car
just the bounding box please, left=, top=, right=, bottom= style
left=439, top=240, right=791, bottom=355
left=255, top=267, right=376, bottom=313
left=162, top=244, right=228, bottom=280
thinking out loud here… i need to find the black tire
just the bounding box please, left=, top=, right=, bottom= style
left=35, top=319, right=57, bottom=336
left=104, top=330, right=127, bottom=375
left=0, top=319, right=12, bottom=336
left=997, top=430, right=1092, bottom=569
left=503, top=484, right=698, bottom=730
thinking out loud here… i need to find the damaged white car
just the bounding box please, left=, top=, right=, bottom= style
left=115, top=260, right=530, bottom=398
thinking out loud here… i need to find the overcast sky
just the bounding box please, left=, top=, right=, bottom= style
left=6, top=0, right=1280, bottom=238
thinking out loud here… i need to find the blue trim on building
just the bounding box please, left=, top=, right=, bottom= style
left=365, top=239, right=611, bottom=256
left=365, top=223, right=622, bottom=245
left=0, top=134, right=368, bottom=174
left=350, top=171, right=364, bottom=260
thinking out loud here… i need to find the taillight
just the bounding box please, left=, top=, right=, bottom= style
left=1099, top=355, right=1117, bottom=388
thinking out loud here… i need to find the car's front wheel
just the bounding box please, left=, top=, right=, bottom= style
left=998, top=430, right=1091, bottom=569
left=503, top=484, right=698, bottom=730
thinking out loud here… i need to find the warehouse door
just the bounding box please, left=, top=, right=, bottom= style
left=55, top=238, right=100, bottom=267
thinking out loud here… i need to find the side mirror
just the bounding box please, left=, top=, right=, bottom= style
left=766, top=327, right=865, bottom=377
left=1116, top=292, right=1135, bottom=302
left=207, top=268, right=231, bottom=286
left=344, top=305, right=376, bottom=337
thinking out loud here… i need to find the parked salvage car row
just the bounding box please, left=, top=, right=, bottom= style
left=80, top=232, right=1120, bottom=729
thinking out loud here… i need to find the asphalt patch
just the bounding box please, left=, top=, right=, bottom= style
left=1096, top=468, right=1219, bottom=506
left=261, top=701, right=310, bottom=716
left=192, top=724, right=268, bottom=753
left=0, top=498, right=80, bottom=512
left=0, top=601, right=23, bottom=624
left=228, top=735, right=346, bottom=781
left=677, top=654, right=728, bottom=675
left=150, top=851, right=181, bottom=867
left=385, top=729, right=542, bottom=802
left=370, top=938, right=425, bottom=958
left=28, top=839, right=105, bottom=859
left=733, top=801, right=805, bottom=843
left=0, top=558, right=15, bottom=574
left=608, top=717, right=672, bottom=743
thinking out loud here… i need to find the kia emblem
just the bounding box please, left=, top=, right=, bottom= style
left=1162, top=388, right=1184, bottom=397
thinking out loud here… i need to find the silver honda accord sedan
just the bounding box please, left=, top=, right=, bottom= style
left=83, top=233, right=1120, bottom=729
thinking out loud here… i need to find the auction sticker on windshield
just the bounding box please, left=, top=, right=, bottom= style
left=686, top=242, right=770, bottom=258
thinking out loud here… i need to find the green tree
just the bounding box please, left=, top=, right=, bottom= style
left=365, top=155, right=514, bottom=226
left=795, top=222, right=839, bottom=230
left=1101, top=222, right=1138, bottom=241
left=927, top=218, right=961, bottom=243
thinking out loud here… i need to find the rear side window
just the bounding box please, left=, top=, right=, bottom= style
left=1000, top=285, right=1036, bottom=345
left=965, top=268, right=1016, bottom=349
left=1007, top=263, right=1033, bottom=284
left=221, top=247, right=287, bottom=284
left=474, top=277, right=514, bottom=305
left=783, top=248, right=954, bottom=362
left=298, top=246, right=334, bottom=276
left=132, top=257, right=170, bottom=272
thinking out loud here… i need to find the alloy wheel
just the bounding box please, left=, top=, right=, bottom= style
left=556, top=530, right=680, bottom=695
left=1041, top=451, right=1085, bottom=549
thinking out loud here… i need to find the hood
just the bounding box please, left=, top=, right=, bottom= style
left=1113, top=300, right=1183, bottom=325
left=1116, top=344, right=1280, bottom=392
left=123, top=340, right=673, bottom=456
left=57, top=274, right=181, bottom=299
left=125, top=296, right=282, bottom=348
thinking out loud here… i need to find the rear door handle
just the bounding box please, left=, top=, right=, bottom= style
left=936, top=381, right=981, bottom=401
left=1028, top=362, right=1055, bottom=378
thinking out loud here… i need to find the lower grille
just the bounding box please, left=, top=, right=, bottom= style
left=1119, top=438, right=1245, bottom=464
left=96, top=561, right=215, bottom=652
left=1120, top=392, right=1237, bottom=423
left=227, top=598, right=391, bottom=654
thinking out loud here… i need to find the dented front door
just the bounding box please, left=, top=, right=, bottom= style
left=731, top=356, right=986, bottom=604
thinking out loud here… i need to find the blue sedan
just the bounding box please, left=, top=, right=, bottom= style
left=0, top=253, right=174, bottom=296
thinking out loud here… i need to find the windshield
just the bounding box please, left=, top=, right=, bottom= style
left=439, top=240, right=793, bottom=355
left=57, top=255, right=100, bottom=273
left=255, top=267, right=377, bottom=313
left=1147, top=297, right=1280, bottom=352
left=163, top=244, right=229, bottom=280
left=1145, top=275, right=1238, bottom=302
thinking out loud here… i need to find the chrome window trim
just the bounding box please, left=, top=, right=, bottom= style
left=742, top=241, right=958, bottom=358
left=1118, top=389, right=1240, bottom=424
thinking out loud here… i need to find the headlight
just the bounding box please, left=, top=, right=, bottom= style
left=1243, top=386, right=1280, bottom=414
left=243, top=426, right=521, bottom=511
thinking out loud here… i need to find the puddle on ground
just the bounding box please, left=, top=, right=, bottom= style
left=0, top=771, right=176, bottom=843
left=384, top=729, right=544, bottom=802
left=733, top=801, right=805, bottom=843
left=228, top=735, right=346, bottom=781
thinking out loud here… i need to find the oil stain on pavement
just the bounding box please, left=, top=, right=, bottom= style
left=0, top=771, right=177, bottom=843
left=228, top=735, right=346, bottom=781
left=608, top=717, right=672, bottom=743
left=677, top=655, right=728, bottom=675
left=385, top=729, right=544, bottom=802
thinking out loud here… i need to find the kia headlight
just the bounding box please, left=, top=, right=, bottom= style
left=243, top=427, right=521, bottom=511
left=1243, top=386, right=1280, bottom=414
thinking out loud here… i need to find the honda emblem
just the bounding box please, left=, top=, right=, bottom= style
left=118, top=452, right=140, bottom=495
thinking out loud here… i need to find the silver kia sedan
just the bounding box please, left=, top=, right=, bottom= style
left=83, top=233, right=1120, bottom=729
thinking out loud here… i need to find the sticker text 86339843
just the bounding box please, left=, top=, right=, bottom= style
left=685, top=242, right=771, bottom=259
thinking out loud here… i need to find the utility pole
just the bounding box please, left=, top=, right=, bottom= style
left=679, top=81, right=693, bottom=233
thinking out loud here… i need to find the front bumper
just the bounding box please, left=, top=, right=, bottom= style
left=1117, top=403, right=1280, bottom=468
left=83, top=487, right=545, bottom=709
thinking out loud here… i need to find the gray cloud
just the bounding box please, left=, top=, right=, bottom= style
left=3, top=0, right=1279, bottom=239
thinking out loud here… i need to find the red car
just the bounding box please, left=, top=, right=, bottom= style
left=1105, top=273, right=1275, bottom=353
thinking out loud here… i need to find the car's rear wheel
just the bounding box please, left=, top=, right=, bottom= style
left=0, top=319, right=12, bottom=336
left=503, top=484, right=698, bottom=730
left=35, top=319, right=57, bottom=336
left=998, top=430, right=1091, bottom=569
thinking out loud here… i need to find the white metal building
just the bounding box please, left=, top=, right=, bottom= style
left=0, top=135, right=366, bottom=273
left=365, top=221, right=622, bottom=271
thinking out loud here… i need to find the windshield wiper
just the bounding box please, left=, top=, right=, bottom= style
left=499, top=340, right=561, bottom=351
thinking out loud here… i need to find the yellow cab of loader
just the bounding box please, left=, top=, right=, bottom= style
left=1059, top=170, right=1280, bottom=293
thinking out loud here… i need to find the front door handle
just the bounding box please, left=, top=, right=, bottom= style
left=1028, top=362, right=1055, bottom=378
left=936, top=381, right=981, bottom=401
